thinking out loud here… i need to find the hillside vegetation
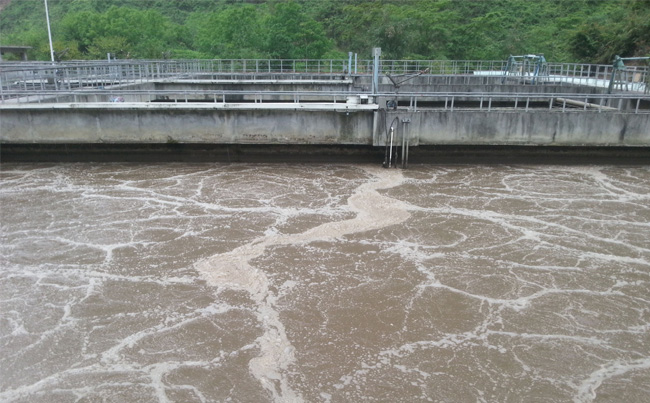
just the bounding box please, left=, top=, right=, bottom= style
left=0, top=0, right=648, bottom=63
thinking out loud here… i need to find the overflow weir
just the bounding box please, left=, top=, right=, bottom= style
left=1, top=58, right=649, bottom=164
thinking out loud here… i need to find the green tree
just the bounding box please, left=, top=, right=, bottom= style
left=87, top=36, right=129, bottom=59
left=265, top=1, right=332, bottom=59
left=1, top=0, right=647, bottom=62
left=191, top=4, right=267, bottom=58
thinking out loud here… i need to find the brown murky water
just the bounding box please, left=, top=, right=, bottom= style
left=1, top=163, right=649, bottom=403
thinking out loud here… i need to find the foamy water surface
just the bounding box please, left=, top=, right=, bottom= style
left=1, top=163, right=649, bottom=402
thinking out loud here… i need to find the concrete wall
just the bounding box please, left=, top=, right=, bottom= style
left=0, top=105, right=374, bottom=145
left=374, top=110, right=650, bottom=146
left=2, top=104, right=648, bottom=147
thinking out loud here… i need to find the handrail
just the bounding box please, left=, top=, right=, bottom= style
left=2, top=89, right=647, bottom=114
left=3, top=58, right=647, bottom=75
left=2, top=89, right=647, bottom=98
left=2, top=59, right=647, bottom=96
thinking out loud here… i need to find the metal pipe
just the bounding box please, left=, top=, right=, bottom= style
left=388, top=125, right=394, bottom=168
left=372, top=48, right=381, bottom=95
left=555, top=97, right=618, bottom=111
left=348, top=52, right=352, bottom=77
left=401, top=123, right=405, bottom=167
left=44, top=0, right=55, bottom=63
left=401, top=119, right=411, bottom=169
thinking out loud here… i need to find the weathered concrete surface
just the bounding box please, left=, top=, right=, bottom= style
left=4, top=143, right=649, bottom=164
left=0, top=103, right=376, bottom=145
left=1, top=103, right=648, bottom=147
left=417, top=111, right=649, bottom=145
left=374, top=110, right=650, bottom=146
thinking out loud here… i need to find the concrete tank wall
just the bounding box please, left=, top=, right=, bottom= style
left=374, top=110, right=650, bottom=146
left=0, top=105, right=374, bottom=145
left=2, top=104, right=648, bottom=147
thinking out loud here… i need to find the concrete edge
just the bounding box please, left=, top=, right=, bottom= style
left=3, top=144, right=649, bottom=164
left=0, top=102, right=379, bottom=112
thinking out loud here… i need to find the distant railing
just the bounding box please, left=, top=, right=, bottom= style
left=388, top=92, right=649, bottom=114
left=0, top=58, right=542, bottom=77
left=1, top=58, right=648, bottom=94
left=2, top=89, right=647, bottom=114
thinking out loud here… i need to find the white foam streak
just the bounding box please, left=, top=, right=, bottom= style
left=573, top=358, right=650, bottom=403
left=195, top=166, right=410, bottom=402
left=412, top=205, right=650, bottom=263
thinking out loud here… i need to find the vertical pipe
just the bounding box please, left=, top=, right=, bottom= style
left=401, top=123, right=406, bottom=168
left=608, top=68, right=616, bottom=94
left=372, top=48, right=381, bottom=95
left=348, top=52, right=352, bottom=77
left=404, top=123, right=409, bottom=169
left=388, top=126, right=394, bottom=168
left=44, top=0, right=55, bottom=63
left=354, top=53, right=358, bottom=74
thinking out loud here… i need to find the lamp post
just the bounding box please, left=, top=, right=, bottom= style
left=44, top=0, right=55, bottom=62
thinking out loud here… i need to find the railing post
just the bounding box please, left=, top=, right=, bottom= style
left=372, top=48, right=381, bottom=95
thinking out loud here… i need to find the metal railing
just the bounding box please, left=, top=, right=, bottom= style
left=0, top=58, right=507, bottom=74
left=0, top=60, right=354, bottom=94
left=2, top=58, right=648, bottom=97
left=3, top=58, right=647, bottom=78
left=2, top=88, right=647, bottom=114
left=387, top=92, right=649, bottom=114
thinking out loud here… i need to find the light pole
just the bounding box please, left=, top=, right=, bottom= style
left=44, top=0, right=55, bottom=62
